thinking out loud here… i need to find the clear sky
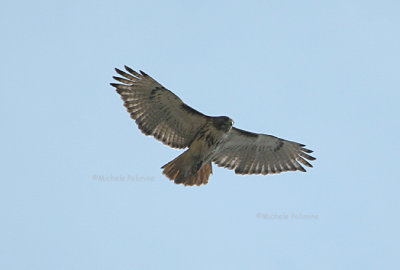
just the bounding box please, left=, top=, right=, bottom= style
left=1, top=0, right=399, bottom=269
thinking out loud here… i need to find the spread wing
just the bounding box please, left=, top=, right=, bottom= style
left=110, top=66, right=209, bottom=149
left=213, top=127, right=316, bottom=175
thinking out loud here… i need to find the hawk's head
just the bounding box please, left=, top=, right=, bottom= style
left=212, top=116, right=234, bottom=132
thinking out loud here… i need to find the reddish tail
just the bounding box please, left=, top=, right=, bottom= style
left=161, top=150, right=213, bottom=186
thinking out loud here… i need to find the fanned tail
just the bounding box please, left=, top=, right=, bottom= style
left=161, top=151, right=213, bottom=186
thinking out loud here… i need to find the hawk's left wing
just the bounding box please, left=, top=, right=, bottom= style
left=213, top=127, right=315, bottom=175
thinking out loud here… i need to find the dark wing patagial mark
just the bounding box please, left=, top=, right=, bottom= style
left=232, top=127, right=258, bottom=138
left=180, top=103, right=206, bottom=116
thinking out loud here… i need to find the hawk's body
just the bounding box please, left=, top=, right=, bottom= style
left=111, top=66, right=315, bottom=186
left=162, top=116, right=232, bottom=185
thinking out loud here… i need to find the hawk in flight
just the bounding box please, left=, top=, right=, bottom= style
left=111, top=66, right=315, bottom=186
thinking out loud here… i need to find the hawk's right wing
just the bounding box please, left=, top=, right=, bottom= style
left=111, top=66, right=210, bottom=149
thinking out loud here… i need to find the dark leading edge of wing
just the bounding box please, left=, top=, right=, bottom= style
left=110, top=66, right=208, bottom=149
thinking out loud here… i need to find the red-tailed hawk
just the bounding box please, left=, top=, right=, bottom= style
left=111, top=66, right=315, bottom=186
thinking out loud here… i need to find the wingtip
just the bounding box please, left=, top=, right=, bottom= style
left=124, top=65, right=133, bottom=72
left=301, top=147, right=314, bottom=153
left=298, top=167, right=307, bottom=172
left=139, top=70, right=149, bottom=76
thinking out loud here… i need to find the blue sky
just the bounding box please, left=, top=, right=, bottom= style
left=1, top=0, right=399, bottom=269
